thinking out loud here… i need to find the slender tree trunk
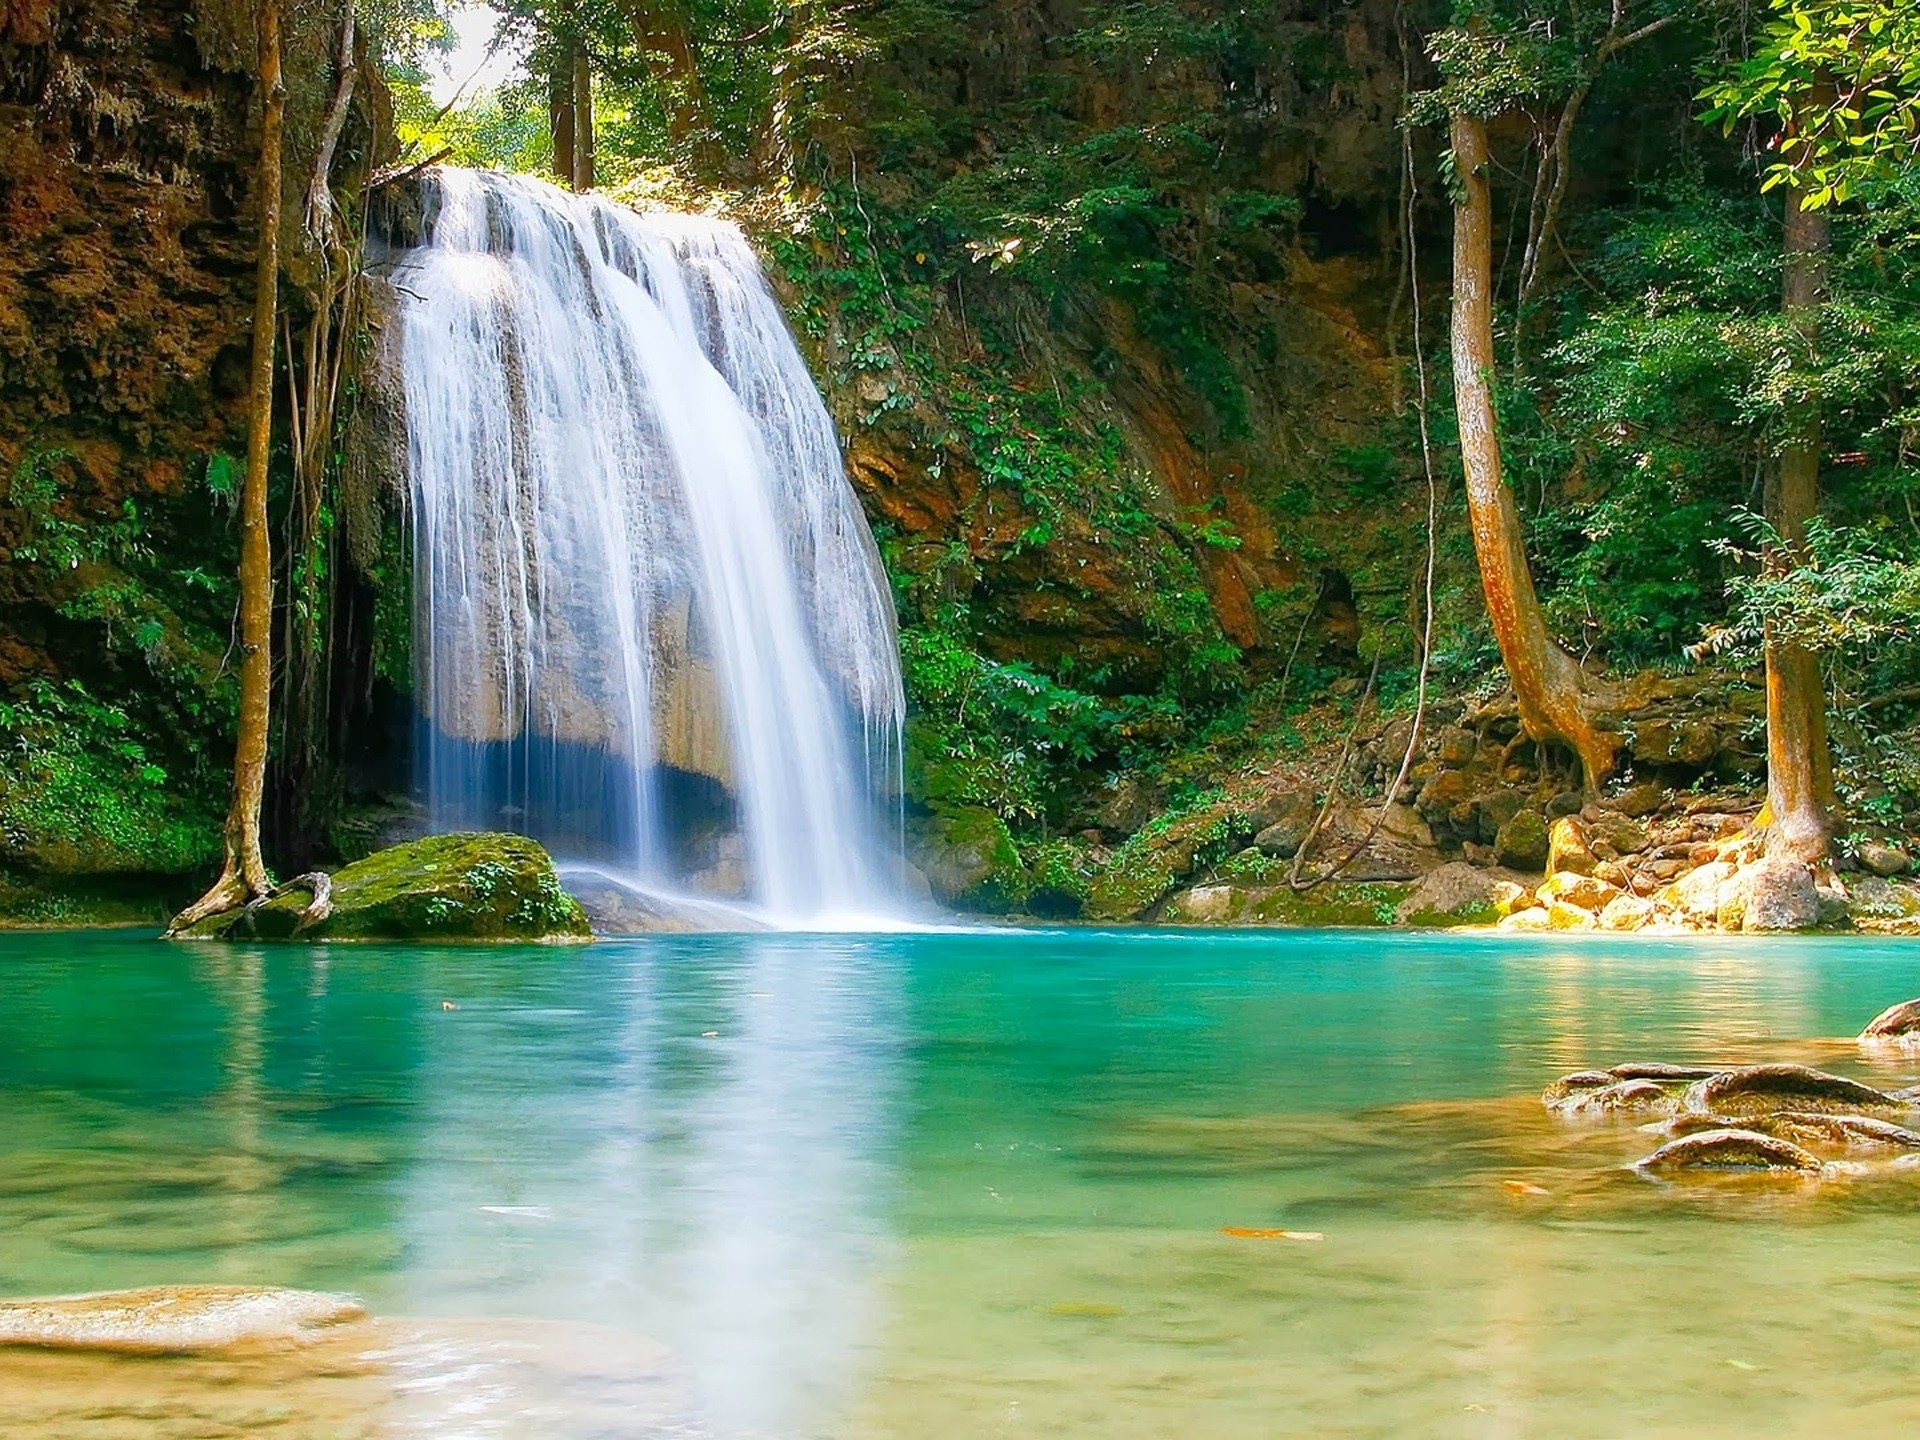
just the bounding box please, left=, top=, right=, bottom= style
left=169, top=0, right=284, bottom=934
left=572, top=47, right=595, bottom=191
left=1761, top=182, right=1836, bottom=862
left=1449, top=111, right=1619, bottom=785
left=549, top=37, right=577, bottom=187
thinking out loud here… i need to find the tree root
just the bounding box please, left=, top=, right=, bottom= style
left=164, top=871, right=333, bottom=940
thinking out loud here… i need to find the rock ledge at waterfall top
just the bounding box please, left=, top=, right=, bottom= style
left=175, top=833, right=591, bottom=943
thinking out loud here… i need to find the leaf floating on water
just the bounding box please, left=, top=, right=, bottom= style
left=700, top=1030, right=719, bottom=1038
left=440, top=1001, right=458, bottom=1011
left=1047, top=1302, right=1122, bottom=1319
left=1502, top=1180, right=1551, bottom=1197
left=1726, top=1358, right=1761, bottom=1372
left=1221, top=1227, right=1324, bottom=1241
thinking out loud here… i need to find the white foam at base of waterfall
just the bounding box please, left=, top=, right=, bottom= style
left=392, top=168, right=907, bottom=928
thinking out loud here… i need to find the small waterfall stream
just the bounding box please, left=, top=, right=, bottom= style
left=387, top=168, right=905, bottom=925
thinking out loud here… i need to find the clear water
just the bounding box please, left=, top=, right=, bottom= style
left=3, top=927, right=1920, bottom=1437
left=391, top=168, right=904, bottom=921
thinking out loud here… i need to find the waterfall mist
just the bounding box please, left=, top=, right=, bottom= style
left=386, top=168, right=906, bottom=926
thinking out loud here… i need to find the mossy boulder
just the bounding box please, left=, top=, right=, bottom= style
left=176, top=833, right=590, bottom=943
left=910, top=806, right=1026, bottom=910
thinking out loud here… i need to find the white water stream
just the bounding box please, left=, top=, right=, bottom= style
left=389, top=168, right=905, bottom=925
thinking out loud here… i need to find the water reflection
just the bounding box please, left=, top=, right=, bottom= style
left=0, top=932, right=907, bottom=1437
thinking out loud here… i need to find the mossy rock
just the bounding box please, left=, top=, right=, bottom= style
left=176, top=833, right=590, bottom=943
left=909, top=805, right=1027, bottom=911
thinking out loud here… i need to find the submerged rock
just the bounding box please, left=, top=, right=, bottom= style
left=1753, top=1112, right=1920, bottom=1152
left=1557, top=1078, right=1678, bottom=1116
left=175, top=833, right=591, bottom=943
left=1861, top=998, right=1920, bottom=1044
left=1636, top=1128, right=1824, bottom=1175
left=1682, top=1064, right=1904, bottom=1118
left=0, top=1286, right=363, bottom=1355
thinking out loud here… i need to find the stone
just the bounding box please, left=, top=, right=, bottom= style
left=1858, top=842, right=1912, bottom=878
left=1586, top=811, right=1650, bottom=856
left=1537, top=870, right=1622, bottom=913
left=1598, top=893, right=1657, bottom=931
left=1635, top=719, right=1721, bottom=769
left=911, top=806, right=1023, bottom=908
left=1377, top=803, right=1435, bottom=849
left=1416, top=771, right=1476, bottom=825
left=1542, top=1070, right=1617, bottom=1110
left=1556, top=1078, right=1677, bottom=1116
left=1729, top=857, right=1821, bottom=933
left=1475, top=788, right=1527, bottom=843
left=174, top=834, right=591, bottom=943
left=1546, top=899, right=1598, bottom=931
left=1753, top=1112, right=1920, bottom=1151
left=1462, top=840, right=1499, bottom=868
left=1436, top=726, right=1477, bottom=765
left=1547, top=818, right=1599, bottom=878
left=1610, top=781, right=1667, bottom=818
left=0, top=1286, right=364, bottom=1355
left=1253, top=796, right=1317, bottom=859
left=1395, top=861, right=1527, bottom=926
left=1093, top=774, right=1164, bottom=838
left=1846, top=878, right=1920, bottom=924
left=1659, top=860, right=1733, bottom=925
left=1682, top=1064, right=1905, bottom=1119
left=1546, top=791, right=1585, bottom=818
left=1494, top=810, right=1549, bottom=871
left=1861, top=997, right=1920, bottom=1043
left=1498, top=907, right=1551, bottom=932
left=1174, top=885, right=1238, bottom=924
left=1635, top=1128, right=1823, bottom=1176
left=1610, top=1062, right=1724, bottom=1081
left=1490, top=879, right=1532, bottom=916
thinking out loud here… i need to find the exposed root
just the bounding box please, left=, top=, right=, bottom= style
left=276, top=871, right=334, bottom=935
left=163, top=869, right=252, bottom=938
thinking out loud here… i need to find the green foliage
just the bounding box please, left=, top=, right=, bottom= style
left=0, top=681, right=220, bottom=874
left=1700, top=0, right=1920, bottom=207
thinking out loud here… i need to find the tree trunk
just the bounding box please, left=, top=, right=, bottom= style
left=1761, top=182, right=1836, bottom=862
left=617, top=0, right=705, bottom=149
left=549, top=37, right=577, bottom=188
left=572, top=46, right=594, bottom=191
left=1449, top=111, right=1619, bottom=786
left=169, top=0, right=284, bottom=934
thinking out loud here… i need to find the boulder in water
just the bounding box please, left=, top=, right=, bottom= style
left=1861, top=998, right=1920, bottom=1044
left=1682, top=1064, right=1903, bottom=1118
left=0, top=1286, right=363, bottom=1355
left=175, top=833, right=590, bottom=942
left=1636, top=1128, right=1824, bottom=1175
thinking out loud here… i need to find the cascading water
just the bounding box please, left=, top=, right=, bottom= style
left=385, top=167, right=905, bottom=925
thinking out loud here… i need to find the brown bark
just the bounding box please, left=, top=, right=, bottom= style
left=1449, top=111, right=1620, bottom=786
left=572, top=46, right=595, bottom=191
left=169, top=0, right=284, bottom=934
left=1761, top=182, right=1836, bottom=862
left=549, top=37, right=577, bottom=187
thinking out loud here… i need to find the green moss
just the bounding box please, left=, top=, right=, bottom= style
left=175, top=833, right=592, bottom=943
left=1086, top=792, right=1254, bottom=920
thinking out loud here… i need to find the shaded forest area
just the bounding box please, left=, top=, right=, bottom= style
left=1, top=0, right=1917, bottom=922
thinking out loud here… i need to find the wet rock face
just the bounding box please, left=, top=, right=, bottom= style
left=0, top=1286, right=363, bottom=1355
left=175, top=833, right=592, bottom=942
left=1682, top=1065, right=1904, bottom=1119
left=1636, top=1128, right=1824, bottom=1176
left=1861, top=998, right=1920, bottom=1043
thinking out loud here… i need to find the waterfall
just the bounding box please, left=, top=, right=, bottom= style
left=386, top=167, right=905, bottom=925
